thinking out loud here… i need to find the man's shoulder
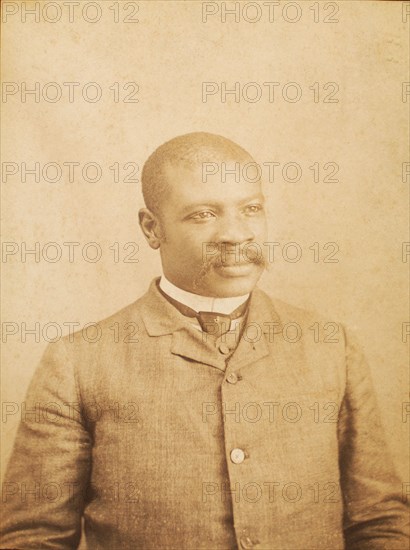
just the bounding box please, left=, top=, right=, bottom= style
left=255, top=286, right=338, bottom=328
left=59, top=287, right=151, bottom=347
left=97, top=294, right=146, bottom=327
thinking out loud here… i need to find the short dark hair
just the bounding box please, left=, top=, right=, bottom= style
left=141, top=132, right=254, bottom=214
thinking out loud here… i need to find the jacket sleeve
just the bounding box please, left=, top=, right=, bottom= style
left=0, top=338, right=92, bottom=550
left=338, top=327, right=410, bottom=549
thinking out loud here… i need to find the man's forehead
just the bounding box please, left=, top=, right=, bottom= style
left=161, top=160, right=264, bottom=209
left=162, top=155, right=258, bottom=183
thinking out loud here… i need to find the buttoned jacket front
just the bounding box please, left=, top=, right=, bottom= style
left=1, top=278, right=408, bottom=550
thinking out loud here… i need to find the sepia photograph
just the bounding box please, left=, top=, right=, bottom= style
left=1, top=1, right=409, bottom=549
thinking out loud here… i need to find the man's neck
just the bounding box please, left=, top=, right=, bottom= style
left=159, top=275, right=250, bottom=314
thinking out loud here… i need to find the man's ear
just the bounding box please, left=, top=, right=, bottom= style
left=138, top=208, right=163, bottom=249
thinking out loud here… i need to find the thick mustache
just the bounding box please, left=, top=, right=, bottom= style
left=209, top=254, right=264, bottom=267
left=204, top=245, right=267, bottom=269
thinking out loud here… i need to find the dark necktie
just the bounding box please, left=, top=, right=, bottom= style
left=158, top=285, right=249, bottom=337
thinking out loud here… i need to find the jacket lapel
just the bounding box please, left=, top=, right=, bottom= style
left=227, top=288, right=283, bottom=371
left=170, top=327, right=227, bottom=371
left=138, top=278, right=226, bottom=370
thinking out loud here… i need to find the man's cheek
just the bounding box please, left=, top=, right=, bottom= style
left=255, top=220, right=268, bottom=239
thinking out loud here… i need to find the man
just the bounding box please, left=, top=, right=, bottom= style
left=1, top=132, right=408, bottom=549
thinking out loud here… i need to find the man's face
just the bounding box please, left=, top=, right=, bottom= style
left=156, top=160, right=268, bottom=297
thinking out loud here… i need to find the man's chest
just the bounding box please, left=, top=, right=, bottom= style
left=79, top=329, right=345, bottom=549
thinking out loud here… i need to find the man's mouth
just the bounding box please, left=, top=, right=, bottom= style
left=218, top=258, right=251, bottom=266
left=213, top=262, right=256, bottom=277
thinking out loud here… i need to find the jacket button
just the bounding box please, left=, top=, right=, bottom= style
left=240, top=536, right=254, bottom=549
left=226, top=372, right=238, bottom=384
left=230, top=448, right=245, bottom=464
left=218, top=343, right=231, bottom=355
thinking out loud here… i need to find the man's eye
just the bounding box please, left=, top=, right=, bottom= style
left=244, top=204, right=263, bottom=214
left=191, top=211, right=215, bottom=220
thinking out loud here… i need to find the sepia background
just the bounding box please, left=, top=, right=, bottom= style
left=1, top=0, right=409, bottom=486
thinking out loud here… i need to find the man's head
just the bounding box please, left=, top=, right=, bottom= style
left=139, top=132, right=268, bottom=297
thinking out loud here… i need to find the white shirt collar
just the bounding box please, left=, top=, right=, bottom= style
left=159, top=275, right=249, bottom=314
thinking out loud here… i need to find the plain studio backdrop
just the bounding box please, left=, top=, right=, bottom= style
left=1, top=0, right=409, bottom=483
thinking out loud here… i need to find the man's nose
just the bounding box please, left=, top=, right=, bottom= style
left=215, top=214, right=255, bottom=244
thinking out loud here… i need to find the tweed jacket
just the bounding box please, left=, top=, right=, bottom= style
left=1, top=278, right=408, bottom=550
